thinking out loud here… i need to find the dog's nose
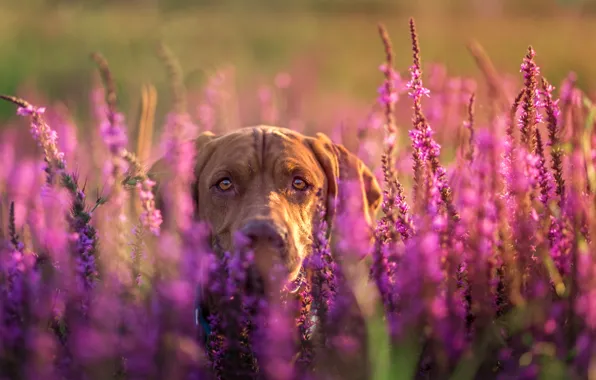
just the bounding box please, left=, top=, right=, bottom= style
left=240, top=219, right=287, bottom=248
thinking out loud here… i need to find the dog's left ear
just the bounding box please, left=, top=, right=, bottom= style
left=305, top=132, right=382, bottom=230
left=147, top=131, right=217, bottom=226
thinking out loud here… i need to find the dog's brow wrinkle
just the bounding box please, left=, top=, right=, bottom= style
left=282, top=159, right=304, bottom=172
left=251, top=127, right=264, bottom=171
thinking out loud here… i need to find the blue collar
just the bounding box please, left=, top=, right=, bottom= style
left=195, top=304, right=212, bottom=340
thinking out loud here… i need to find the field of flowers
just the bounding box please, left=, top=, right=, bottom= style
left=1, top=12, right=595, bottom=380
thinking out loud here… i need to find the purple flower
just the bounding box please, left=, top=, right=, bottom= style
left=541, top=77, right=565, bottom=208
left=405, top=19, right=457, bottom=222
left=534, top=129, right=554, bottom=206
left=98, top=112, right=129, bottom=228
left=457, top=129, right=500, bottom=332
left=518, top=46, right=540, bottom=152
left=408, top=127, right=441, bottom=163
left=377, top=64, right=404, bottom=107
left=197, top=104, right=215, bottom=132
left=274, top=72, right=292, bottom=89
left=255, top=275, right=296, bottom=380
left=159, top=112, right=199, bottom=231
left=137, top=178, right=163, bottom=236
left=406, top=66, right=431, bottom=100
left=334, top=179, right=377, bottom=259
left=548, top=215, right=571, bottom=276
left=296, top=280, right=315, bottom=368
left=45, top=105, right=79, bottom=166
left=390, top=229, right=443, bottom=339
left=303, top=192, right=338, bottom=349
left=13, top=103, right=66, bottom=182
left=99, top=112, right=128, bottom=157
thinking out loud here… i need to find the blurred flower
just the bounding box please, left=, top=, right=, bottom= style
left=274, top=72, right=292, bottom=89
left=14, top=104, right=66, bottom=182
left=137, top=178, right=163, bottom=236
left=377, top=64, right=403, bottom=106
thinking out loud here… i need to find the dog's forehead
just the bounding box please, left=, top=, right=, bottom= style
left=210, top=126, right=316, bottom=167
left=207, top=129, right=259, bottom=168
left=212, top=126, right=302, bottom=148
left=261, top=129, right=321, bottom=169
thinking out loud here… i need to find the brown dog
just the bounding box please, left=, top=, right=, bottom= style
left=149, top=125, right=382, bottom=378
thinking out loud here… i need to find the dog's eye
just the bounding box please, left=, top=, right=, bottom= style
left=216, top=178, right=233, bottom=191
left=292, top=177, right=308, bottom=191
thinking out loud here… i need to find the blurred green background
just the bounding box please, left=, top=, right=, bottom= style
left=0, top=0, right=594, bottom=127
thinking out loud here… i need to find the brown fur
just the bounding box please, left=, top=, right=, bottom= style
left=149, top=126, right=382, bottom=378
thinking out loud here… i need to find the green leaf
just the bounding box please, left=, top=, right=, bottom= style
left=387, top=332, right=422, bottom=380
left=368, top=308, right=392, bottom=380
left=367, top=309, right=421, bottom=380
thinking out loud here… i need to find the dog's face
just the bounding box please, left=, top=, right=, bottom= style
left=196, top=127, right=328, bottom=284
left=151, top=126, right=382, bottom=291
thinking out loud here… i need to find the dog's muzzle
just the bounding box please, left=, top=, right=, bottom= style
left=239, top=219, right=288, bottom=250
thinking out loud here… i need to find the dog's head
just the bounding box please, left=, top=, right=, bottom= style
left=150, top=126, right=382, bottom=291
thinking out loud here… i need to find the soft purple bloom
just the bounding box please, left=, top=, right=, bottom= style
left=93, top=83, right=128, bottom=182
left=160, top=112, right=199, bottom=230
left=197, top=104, right=215, bottom=132
left=6, top=159, right=44, bottom=229
left=458, top=129, right=500, bottom=332
left=274, top=72, right=292, bottom=89
left=334, top=179, right=377, bottom=259
left=256, top=267, right=296, bottom=380
left=45, top=105, right=79, bottom=165
left=137, top=178, right=163, bottom=236
left=99, top=112, right=128, bottom=157
left=390, top=229, right=443, bottom=339
left=377, top=64, right=404, bottom=106
left=1, top=249, right=28, bottom=341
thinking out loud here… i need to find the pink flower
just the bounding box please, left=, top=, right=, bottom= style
left=406, top=66, right=431, bottom=99
left=137, top=178, right=163, bottom=236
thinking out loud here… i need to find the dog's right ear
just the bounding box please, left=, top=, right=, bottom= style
left=147, top=131, right=217, bottom=225
left=305, top=132, right=382, bottom=231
